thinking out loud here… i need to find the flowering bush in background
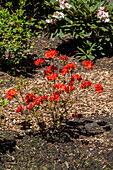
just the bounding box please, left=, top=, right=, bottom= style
left=41, top=0, right=113, bottom=61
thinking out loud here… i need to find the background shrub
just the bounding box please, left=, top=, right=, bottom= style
left=41, top=0, right=113, bottom=61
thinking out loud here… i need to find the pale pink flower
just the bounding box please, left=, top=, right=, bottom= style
left=53, top=11, right=65, bottom=19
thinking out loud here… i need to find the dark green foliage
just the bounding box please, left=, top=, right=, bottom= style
left=0, top=0, right=38, bottom=67
left=41, top=0, right=113, bottom=61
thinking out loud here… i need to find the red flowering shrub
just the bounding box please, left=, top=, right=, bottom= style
left=6, top=49, right=104, bottom=127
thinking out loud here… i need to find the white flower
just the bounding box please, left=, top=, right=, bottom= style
left=99, top=6, right=105, bottom=11
left=97, top=10, right=110, bottom=22
left=60, top=3, right=65, bottom=9
left=65, top=3, right=72, bottom=9
left=46, top=19, right=54, bottom=23
left=56, top=0, right=67, bottom=3
left=103, top=18, right=110, bottom=22
left=60, top=2, right=72, bottom=9
left=53, top=11, right=65, bottom=19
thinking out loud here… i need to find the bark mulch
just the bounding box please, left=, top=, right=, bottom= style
left=0, top=34, right=113, bottom=169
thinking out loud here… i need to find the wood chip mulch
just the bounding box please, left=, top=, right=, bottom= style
left=0, top=34, right=113, bottom=169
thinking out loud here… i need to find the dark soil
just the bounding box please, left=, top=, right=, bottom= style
left=0, top=114, right=113, bottom=169
left=0, top=34, right=113, bottom=169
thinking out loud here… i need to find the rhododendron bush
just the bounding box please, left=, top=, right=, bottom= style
left=40, top=0, right=113, bottom=61
left=6, top=49, right=103, bottom=128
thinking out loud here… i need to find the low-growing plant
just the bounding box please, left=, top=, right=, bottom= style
left=6, top=49, right=103, bottom=129
left=40, top=0, right=113, bottom=61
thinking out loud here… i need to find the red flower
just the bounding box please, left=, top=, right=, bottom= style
left=33, top=96, right=41, bottom=107
left=72, top=114, right=82, bottom=118
left=59, top=68, right=69, bottom=76
left=6, top=88, right=18, bottom=99
left=53, top=92, right=61, bottom=101
left=64, top=86, right=69, bottom=93
left=54, top=82, right=65, bottom=91
left=93, top=83, right=103, bottom=94
left=27, top=103, right=33, bottom=110
left=68, top=80, right=74, bottom=86
left=44, top=65, right=58, bottom=77
left=82, top=60, right=94, bottom=70
left=65, top=63, right=77, bottom=70
left=47, top=72, right=58, bottom=80
left=24, top=50, right=27, bottom=54
left=50, top=95, right=54, bottom=102
left=60, top=55, right=68, bottom=61
left=69, top=85, right=75, bottom=92
left=81, top=80, right=92, bottom=88
left=40, top=95, right=48, bottom=104
left=68, top=74, right=76, bottom=86
left=16, top=105, right=24, bottom=113
left=86, top=80, right=92, bottom=87
left=75, top=74, right=82, bottom=82
left=45, top=49, right=58, bottom=59
left=25, top=93, right=35, bottom=105
left=47, top=65, right=58, bottom=73
left=50, top=92, right=61, bottom=102
left=34, top=58, right=45, bottom=66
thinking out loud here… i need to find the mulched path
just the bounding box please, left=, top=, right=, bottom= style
left=0, top=34, right=113, bottom=169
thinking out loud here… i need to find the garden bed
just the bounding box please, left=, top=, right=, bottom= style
left=0, top=34, right=113, bottom=169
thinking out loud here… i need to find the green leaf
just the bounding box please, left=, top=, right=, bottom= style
left=77, top=46, right=85, bottom=54
left=99, top=27, right=108, bottom=32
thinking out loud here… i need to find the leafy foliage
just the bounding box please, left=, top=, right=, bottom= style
left=0, top=1, right=38, bottom=67
left=41, top=0, right=113, bottom=60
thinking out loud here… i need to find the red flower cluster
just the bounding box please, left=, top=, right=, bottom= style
left=64, top=85, right=75, bottom=93
left=34, top=58, right=45, bottom=66
left=45, top=49, right=58, bottom=59
left=54, top=82, right=65, bottom=91
left=81, top=80, right=92, bottom=88
left=75, top=74, right=82, bottom=82
left=93, top=83, right=103, bottom=94
left=60, top=63, right=77, bottom=76
left=6, top=88, right=18, bottom=99
left=59, top=67, right=69, bottom=76
left=16, top=105, right=24, bottom=113
left=47, top=72, right=58, bottom=81
left=65, top=63, right=77, bottom=70
left=82, top=60, right=94, bottom=70
left=25, top=93, right=35, bottom=105
left=50, top=92, right=61, bottom=102
left=44, top=65, right=58, bottom=78
left=27, top=103, right=33, bottom=110
left=68, top=74, right=82, bottom=86
left=25, top=94, right=48, bottom=110
left=60, top=55, right=68, bottom=61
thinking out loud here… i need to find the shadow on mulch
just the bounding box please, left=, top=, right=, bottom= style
left=0, top=54, right=38, bottom=78
left=0, top=116, right=113, bottom=169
